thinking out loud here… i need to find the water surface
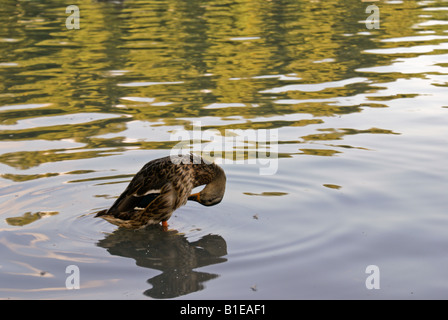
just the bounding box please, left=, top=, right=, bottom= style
left=0, top=0, right=448, bottom=299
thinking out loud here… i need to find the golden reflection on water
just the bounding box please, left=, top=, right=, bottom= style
left=0, top=0, right=422, bottom=171
left=5, top=211, right=59, bottom=226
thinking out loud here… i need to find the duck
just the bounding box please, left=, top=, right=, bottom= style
left=96, top=154, right=226, bottom=229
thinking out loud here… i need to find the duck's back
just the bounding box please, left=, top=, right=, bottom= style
left=96, top=154, right=222, bottom=227
left=98, top=155, right=213, bottom=218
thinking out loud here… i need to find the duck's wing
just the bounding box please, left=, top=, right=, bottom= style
left=99, top=157, right=173, bottom=217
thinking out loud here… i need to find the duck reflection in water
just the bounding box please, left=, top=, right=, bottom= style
left=96, top=225, right=227, bottom=298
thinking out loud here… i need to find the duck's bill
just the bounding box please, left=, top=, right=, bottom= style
left=188, top=193, right=201, bottom=202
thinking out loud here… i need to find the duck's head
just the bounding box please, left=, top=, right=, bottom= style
left=188, top=166, right=226, bottom=207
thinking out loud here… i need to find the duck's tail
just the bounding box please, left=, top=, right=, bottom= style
left=95, top=209, right=108, bottom=217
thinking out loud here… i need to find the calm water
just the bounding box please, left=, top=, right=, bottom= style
left=1, top=0, right=448, bottom=299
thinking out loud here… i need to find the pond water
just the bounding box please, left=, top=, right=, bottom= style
left=0, top=0, right=448, bottom=299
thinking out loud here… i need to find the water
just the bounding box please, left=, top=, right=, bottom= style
left=0, top=0, right=448, bottom=299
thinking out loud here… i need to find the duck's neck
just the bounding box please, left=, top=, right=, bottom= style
left=200, top=165, right=226, bottom=200
left=208, top=165, right=226, bottom=188
left=193, top=163, right=225, bottom=187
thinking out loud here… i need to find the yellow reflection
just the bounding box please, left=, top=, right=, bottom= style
left=0, top=0, right=423, bottom=172
left=5, top=211, right=59, bottom=226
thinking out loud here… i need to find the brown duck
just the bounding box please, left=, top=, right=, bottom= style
left=96, top=154, right=226, bottom=229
